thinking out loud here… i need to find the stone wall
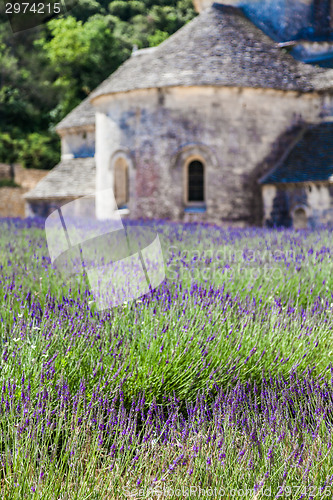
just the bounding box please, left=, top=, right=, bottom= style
left=94, top=85, right=325, bottom=226
left=0, top=165, right=48, bottom=218
left=59, top=127, right=95, bottom=160
left=0, top=188, right=29, bottom=218
left=0, top=163, right=14, bottom=180
left=262, top=182, right=333, bottom=228
left=13, top=165, right=48, bottom=190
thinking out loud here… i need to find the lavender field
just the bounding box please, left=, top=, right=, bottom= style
left=1, top=218, right=333, bottom=499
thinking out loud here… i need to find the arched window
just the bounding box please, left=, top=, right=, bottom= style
left=114, top=157, right=129, bottom=208
left=187, top=160, right=204, bottom=203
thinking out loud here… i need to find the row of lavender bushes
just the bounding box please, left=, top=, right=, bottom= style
left=1, top=219, right=333, bottom=498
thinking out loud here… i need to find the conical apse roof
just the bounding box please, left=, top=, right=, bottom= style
left=90, top=4, right=333, bottom=101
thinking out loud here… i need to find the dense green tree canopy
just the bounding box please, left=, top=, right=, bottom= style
left=0, top=0, right=195, bottom=168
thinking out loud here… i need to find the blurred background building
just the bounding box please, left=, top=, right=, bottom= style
left=25, top=0, right=333, bottom=229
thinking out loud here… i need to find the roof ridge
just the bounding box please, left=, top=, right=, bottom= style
left=56, top=95, right=95, bottom=131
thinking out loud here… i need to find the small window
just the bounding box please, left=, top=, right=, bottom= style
left=188, top=160, right=204, bottom=203
left=114, top=157, right=129, bottom=208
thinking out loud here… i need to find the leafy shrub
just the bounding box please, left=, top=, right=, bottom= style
left=17, top=133, right=60, bottom=170
left=109, top=0, right=132, bottom=20
left=0, top=133, right=19, bottom=165
left=148, top=29, right=169, bottom=46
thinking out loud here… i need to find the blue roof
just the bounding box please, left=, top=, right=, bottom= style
left=260, top=122, right=333, bottom=184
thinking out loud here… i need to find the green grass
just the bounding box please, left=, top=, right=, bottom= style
left=1, top=220, right=333, bottom=498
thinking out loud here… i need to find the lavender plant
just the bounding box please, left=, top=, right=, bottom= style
left=0, top=218, right=333, bottom=498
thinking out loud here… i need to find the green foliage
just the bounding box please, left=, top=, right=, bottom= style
left=0, top=179, right=19, bottom=188
left=0, top=86, right=37, bottom=135
left=150, top=5, right=179, bottom=33
left=1, top=224, right=333, bottom=495
left=109, top=0, right=145, bottom=20
left=0, top=133, right=19, bottom=164
left=0, top=0, right=196, bottom=168
left=17, top=133, right=61, bottom=170
left=109, top=0, right=132, bottom=20
left=109, top=0, right=195, bottom=47
left=0, top=130, right=60, bottom=171
left=36, top=15, right=124, bottom=116
left=148, top=29, right=169, bottom=47
left=70, top=0, right=106, bottom=22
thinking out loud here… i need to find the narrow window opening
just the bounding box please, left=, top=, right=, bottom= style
left=114, top=157, right=129, bottom=208
left=188, top=160, right=204, bottom=203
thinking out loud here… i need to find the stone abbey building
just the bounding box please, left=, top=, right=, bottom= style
left=26, top=0, right=333, bottom=228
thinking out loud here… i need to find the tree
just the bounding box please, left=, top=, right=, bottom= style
left=0, top=0, right=196, bottom=168
left=148, top=29, right=169, bottom=47
left=17, top=133, right=60, bottom=170
left=0, top=133, right=19, bottom=165
left=36, top=15, right=125, bottom=117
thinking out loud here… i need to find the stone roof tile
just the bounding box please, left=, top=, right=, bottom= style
left=90, top=4, right=333, bottom=100
left=56, top=4, right=333, bottom=130
left=56, top=97, right=95, bottom=131
left=24, top=158, right=95, bottom=199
